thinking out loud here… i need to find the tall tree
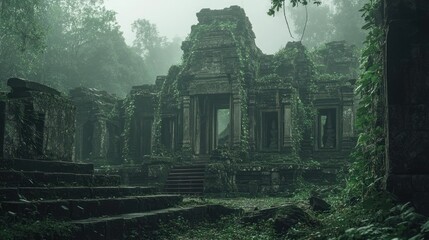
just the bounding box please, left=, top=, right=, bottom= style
left=270, top=0, right=366, bottom=49
left=132, top=19, right=182, bottom=81
left=0, top=0, right=48, bottom=87
left=0, top=0, right=151, bottom=96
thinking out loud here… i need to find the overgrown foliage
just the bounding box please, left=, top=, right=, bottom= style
left=132, top=19, right=182, bottom=82
left=0, top=0, right=181, bottom=96
left=347, top=0, right=385, bottom=198
left=181, top=18, right=256, bottom=157
left=0, top=217, right=76, bottom=240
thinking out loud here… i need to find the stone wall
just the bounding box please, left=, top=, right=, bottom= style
left=0, top=78, right=75, bottom=161
left=384, top=0, right=429, bottom=215
left=204, top=162, right=338, bottom=195
left=70, top=87, right=122, bottom=164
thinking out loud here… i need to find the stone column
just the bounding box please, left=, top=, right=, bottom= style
left=182, top=96, right=191, bottom=149
left=385, top=0, right=429, bottom=215
left=342, top=106, right=354, bottom=138
left=232, top=94, right=241, bottom=148
left=248, top=94, right=256, bottom=151
left=283, top=105, right=292, bottom=148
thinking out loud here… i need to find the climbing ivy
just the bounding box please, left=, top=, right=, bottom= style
left=151, top=65, right=182, bottom=156
left=347, top=0, right=384, bottom=198
left=181, top=18, right=256, bottom=158
left=122, top=94, right=136, bottom=163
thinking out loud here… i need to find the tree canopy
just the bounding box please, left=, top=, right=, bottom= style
left=0, top=0, right=182, bottom=97
left=269, top=0, right=366, bottom=49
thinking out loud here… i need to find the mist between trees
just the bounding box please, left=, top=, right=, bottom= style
left=0, top=0, right=182, bottom=97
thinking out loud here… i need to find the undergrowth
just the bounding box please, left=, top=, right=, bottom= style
left=174, top=190, right=428, bottom=240
left=0, top=217, right=76, bottom=240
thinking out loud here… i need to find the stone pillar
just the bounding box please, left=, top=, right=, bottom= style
left=232, top=94, right=241, bottom=148
left=182, top=96, right=191, bottom=149
left=283, top=105, right=292, bottom=148
left=342, top=106, right=354, bottom=138
left=385, top=0, right=429, bottom=215
left=248, top=94, right=256, bottom=151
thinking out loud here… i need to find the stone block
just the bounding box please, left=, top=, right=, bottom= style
left=69, top=199, right=101, bottom=220
left=0, top=188, right=19, bottom=201
left=7, top=78, right=61, bottom=97
left=388, top=130, right=429, bottom=174
left=412, top=175, right=429, bottom=192
left=105, top=218, right=125, bottom=240
left=386, top=174, right=413, bottom=198
left=413, top=192, right=429, bottom=216
left=36, top=200, right=70, bottom=220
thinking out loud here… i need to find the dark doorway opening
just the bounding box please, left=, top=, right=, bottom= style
left=317, top=108, right=337, bottom=149
left=161, top=117, right=175, bottom=150
left=140, top=118, right=152, bottom=156
left=215, top=108, right=230, bottom=148
left=82, top=121, right=94, bottom=159
left=35, top=113, right=45, bottom=157
left=261, top=111, right=279, bottom=151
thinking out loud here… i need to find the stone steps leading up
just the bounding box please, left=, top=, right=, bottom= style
left=163, top=162, right=206, bottom=195
left=0, top=159, right=237, bottom=239
left=0, top=186, right=156, bottom=201
left=71, top=204, right=238, bottom=239
left=0, top=158, right=94, bottom=174
left=0, top=170, right=120, bottom=187
left=1, top=194, right=182, bottom=221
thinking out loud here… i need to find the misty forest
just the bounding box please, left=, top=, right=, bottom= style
left=0, top=0, right=428, bottom=239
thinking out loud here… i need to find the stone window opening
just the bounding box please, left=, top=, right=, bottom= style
left=215, top=107, right=230, bottom=148
left=34, top=113, right=45, bottom=157
left=161, top=117, right=176, bottom=150
left=81, top=121, right=94, bottom=160
left=140, top=117, right=153, bottom=157
left=261, top=111, right=279, bottom=151
left=317, top=108, right=337, bottom=150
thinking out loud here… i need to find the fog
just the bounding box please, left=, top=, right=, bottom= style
left=104, top=0, right=294, bottom=54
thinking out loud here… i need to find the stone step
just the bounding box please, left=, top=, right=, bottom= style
left=165, top=179, right=204, bottom=184
left=163, top=164, right=206, bottom=195
left=1, top=195, right=182, bottom=220
left=71, top=204, right=237, bottom=239
left=169, top=168, right=205, bottom=173
left=172, top=164, right=206, bottom=169
left=168, top=171, right=205, bottom=176
left=0, top=159, right=94, bottom=174
left=0, top=170, right=120, bottom=187
left=164, top=187, right=204, bottom=195
left=0, top=186, right=156, bottom=201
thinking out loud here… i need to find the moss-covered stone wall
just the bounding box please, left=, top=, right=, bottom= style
left=1, top=78, right=75, bottom=161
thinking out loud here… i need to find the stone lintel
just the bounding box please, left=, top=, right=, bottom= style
left=7, top=78, right=61, bottom=97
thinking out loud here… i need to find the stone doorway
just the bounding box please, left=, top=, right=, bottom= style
left=193, top=94, right=231, bottom=155
left=81, top=121, right=94, bottom=160
left=316, top=108, right=337, bottom=150
left=260, top=111, right=279, bottom=151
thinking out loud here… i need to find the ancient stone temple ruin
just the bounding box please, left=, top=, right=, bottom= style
left=70, top=87, right=122, bottom=164
left=122, top=6, right=358, bottom=165
left=0, top=78, right=75, bottom=161
left=0, top=6, right=360, bottom=195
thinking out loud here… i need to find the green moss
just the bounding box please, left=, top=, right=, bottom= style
left=122, top=95, right=136, bottom=163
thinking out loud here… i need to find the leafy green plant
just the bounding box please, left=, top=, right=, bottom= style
left=346, top=0, right=384, bottom=199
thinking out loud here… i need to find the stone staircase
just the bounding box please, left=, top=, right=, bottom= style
left=163, top=157, right=209, bottom=195
left=0, top=158, right=235, bottom=239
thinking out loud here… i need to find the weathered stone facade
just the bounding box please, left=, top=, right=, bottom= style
left=384, top=0, right=429, bottom=215
left=70, top=87, right=122, bottom=164
left=123, top=6, right=358, bottom=167
left=0, top=78, right=75, bottom=161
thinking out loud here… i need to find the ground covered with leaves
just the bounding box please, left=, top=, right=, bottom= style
left=1, top=189, right=428, bottom=239
left=153, top=192, right=429, bottom=240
